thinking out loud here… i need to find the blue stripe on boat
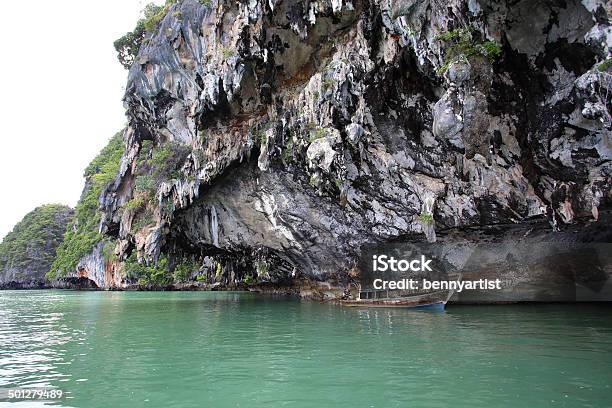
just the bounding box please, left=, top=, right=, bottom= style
left=414, top=302, right=445, bottom=311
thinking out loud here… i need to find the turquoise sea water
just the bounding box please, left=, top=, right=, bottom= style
left=0, top=291, right=611, bottom=407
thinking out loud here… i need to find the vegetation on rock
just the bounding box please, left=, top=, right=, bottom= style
left=598, top=58, right=612, bottom=72
left=435, top=27, right=502, bottom=74
left=417, top=213, right=434, bottom=222
left=133, top=140, right=190, bottom=197
left=114, top=0, right=214, bottom=68
left=281, top=136, right=295, bottom=163
left=173, top=260, right=200, bottom=283
left=113, top=2, right=172, bottom=69
left=113, top=20, right=146, bottom=69
left=48, top=133, right=124, bottom=278
left=309, top=127, right=327, bottom=142
left=0, top=204, right=73, bottom=281
left=126, top=140, right=190, bottom=232
left=124, top=253, right=172, bottom=286
left=123, top=253, right=200, bottom=286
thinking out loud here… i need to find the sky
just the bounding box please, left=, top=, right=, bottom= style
left=0, top=0, right=164, bottom=240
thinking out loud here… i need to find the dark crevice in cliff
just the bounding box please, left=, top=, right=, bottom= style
left=60, top=276, right=100, bottom=289
left=536, top=39, right=598, bottom=76
left=436, top=208, right=612, bottom=243
left=491, top=42, right=552, bottom=213
left=364, top=48, right=438, bottom=145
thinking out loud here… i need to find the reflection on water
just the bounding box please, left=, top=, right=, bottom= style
left=1, top=291, right=611, bottom=408
left=0, top=293, right=77, bottom=387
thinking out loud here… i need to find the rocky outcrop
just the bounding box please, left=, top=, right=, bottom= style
left=76, top=0, right=611, bottom=297
left=0, top=205, right=74, bottom=288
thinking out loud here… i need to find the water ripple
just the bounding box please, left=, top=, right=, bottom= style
left=0, top=292, right=611, bottom=408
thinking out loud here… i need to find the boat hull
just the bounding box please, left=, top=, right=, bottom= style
left=340, top=299, right=446, bottom=310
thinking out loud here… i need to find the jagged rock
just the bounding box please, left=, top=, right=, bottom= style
left=81, top=0, right=612, bottom=294
left=72, top=241, right=120, bottom=289
left=345, top=123, right=364, bottom=145
left=306, top=129, right=341, bottom=172
left=446, top=60, right=471, bottom=85
left=462, top=91, right=491, bottom=160
left=432, top=89, right=464, bottom=145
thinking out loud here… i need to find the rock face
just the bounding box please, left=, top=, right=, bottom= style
left=437, top=213, right=612, bottom=303
left=77, top=0, right=611, bottom=297
left=0, top=205, right=74, bottom=288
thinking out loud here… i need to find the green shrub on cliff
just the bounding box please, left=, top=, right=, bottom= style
left=598, top=58, right=612, bottom=72
left=124, top=253, right=172, bottom=286
left=173, top=260, right=200, bottom=283
left=123, top=253, right=201, bottom=285
left=150, top=142, right=189, bottom=180
left=435, top=27, right=501, bottom=74
left=113, top=19, right=147, bottom=69
left=114, top=1, right=177, bottom=69
left=48, top=133, right=124, bottom=278
left=0, top=205, right=74, bottom=280
left=133, top=141, right=190, bottom=196
left=119, top=140, right=190, bottom=234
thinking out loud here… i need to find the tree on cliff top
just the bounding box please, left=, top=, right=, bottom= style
left=113, top=2, right=168, bottom=69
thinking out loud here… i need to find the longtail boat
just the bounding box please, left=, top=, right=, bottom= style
left=340, top=288, right=454, bottom=310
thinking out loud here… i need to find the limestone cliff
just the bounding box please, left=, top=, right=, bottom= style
left=0, top=205, right=74, bottom=288
left=66, top=0, right=610, bottom=296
